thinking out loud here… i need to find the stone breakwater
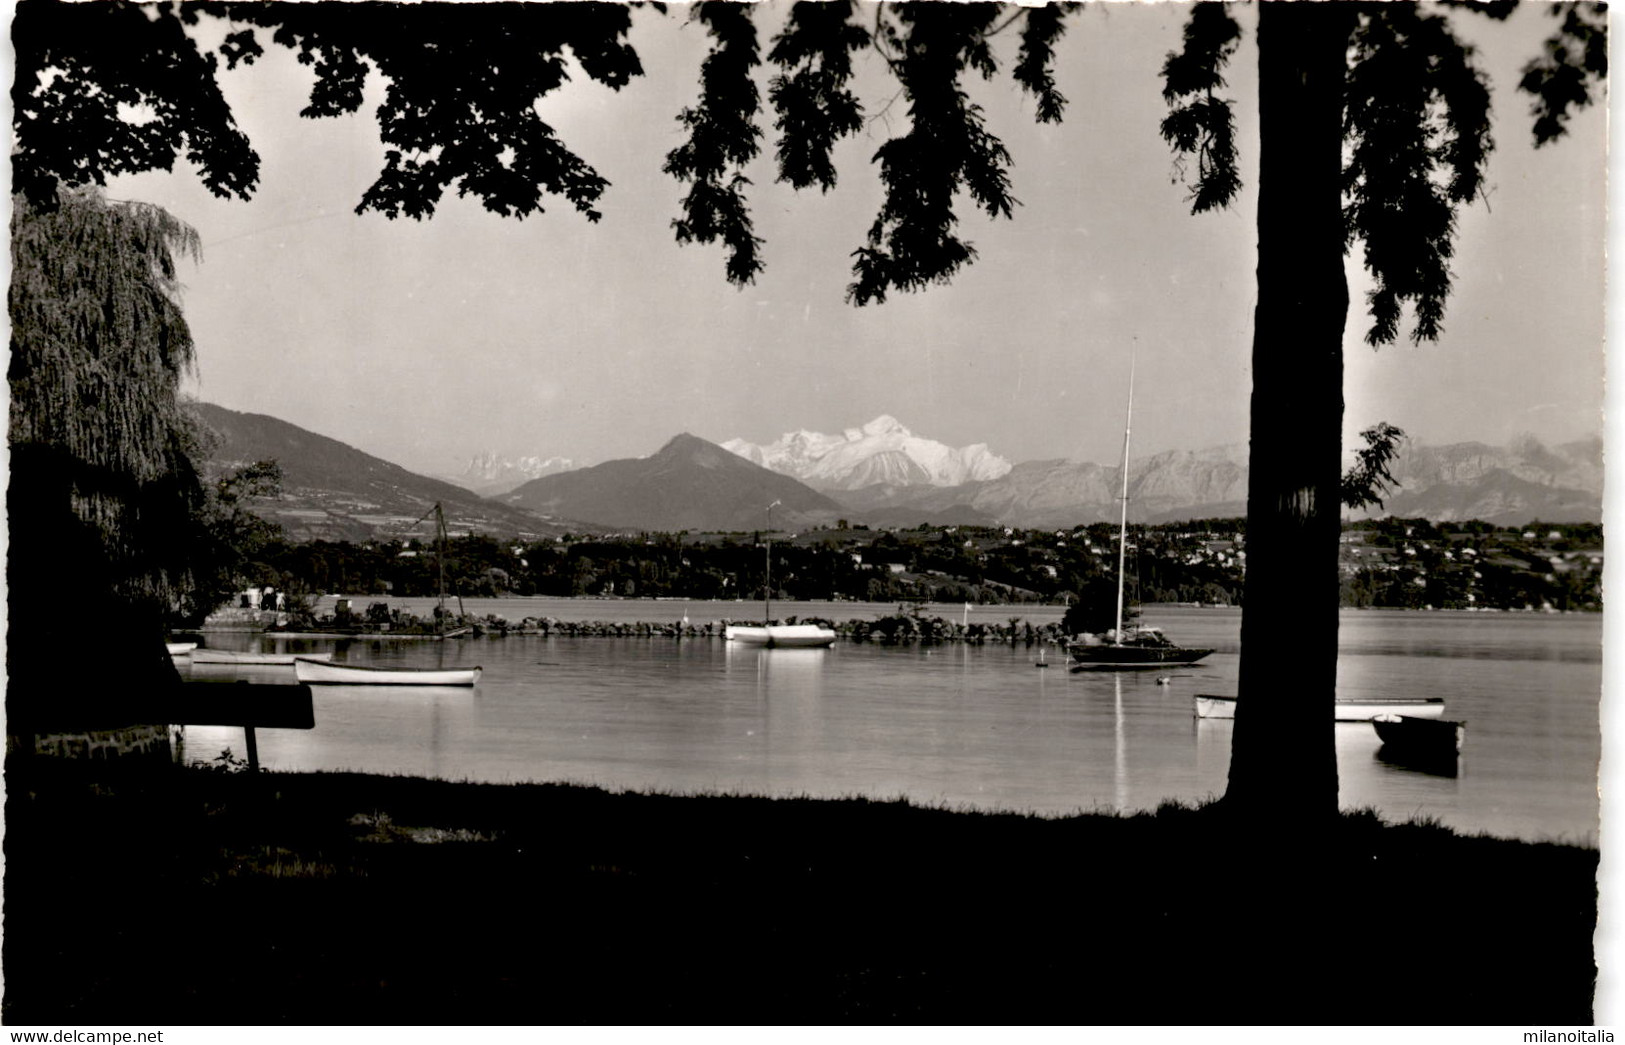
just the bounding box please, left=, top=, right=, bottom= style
left=470, top=614, right=1070, bottom=645
left=10, top=724, right=174, bottom=762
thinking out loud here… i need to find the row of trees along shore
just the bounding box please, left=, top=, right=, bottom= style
left=10, top=0, right=1604, bottom=830
left=216, top=516, right=1601, bottom=620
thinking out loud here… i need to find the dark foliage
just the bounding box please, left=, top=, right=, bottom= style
left=1159, top=2, right=1243, bottom=213
left=1345, top=6, right=1493, bottom=345
left=13, top=0, right=1082, bottom=302
left=13, top=0, right=644, bottom=220
left=1341, top=422, right=1407, bottom=510
left=1521, top=2, right=1609, bottom=146
left=9, top=190, right=207, bottom=615
left=848, top=3, right=1017, bottom=305
left=8, top=190, right=205, bottom=730
left=183, top=459, right=289, bottom=625
left=1162, top=0, right=1605, bottom=345
left=1012, top=2, right=1078, bottom=124
left=11, top=0, right=260, bottom=209
left=234, top=1, right=643, bottom=222
left=767, top=1, right=870, bottom=193
left=664, top=2, right=766, bottom=285
left=1059, top=574, right=1129, bottom=635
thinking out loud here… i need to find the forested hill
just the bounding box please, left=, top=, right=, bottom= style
left=190, top=402, right=578, bottom=541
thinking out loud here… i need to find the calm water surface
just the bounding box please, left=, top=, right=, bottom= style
left=184, top=602, right=1601, bottom=844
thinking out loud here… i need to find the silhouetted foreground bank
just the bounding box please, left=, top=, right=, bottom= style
left=4, top=760, right=1596, bottom=1024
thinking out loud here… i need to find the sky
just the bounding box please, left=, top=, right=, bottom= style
left=96, top=1, right=1608, bottom=480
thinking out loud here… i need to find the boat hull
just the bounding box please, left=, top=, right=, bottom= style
left=1068, top=645, right=1213, bottom=669
left=1194, top=695, right=1446, bottom=721
left=193, top=650, right=335, bottom=665
left=725, top=624, right=837, bottom=648
left=294, top=658, right=481, bottom=686
left=166, top=642, right=197, bottom=656
left=1373, top=713, right=1465, bottom=755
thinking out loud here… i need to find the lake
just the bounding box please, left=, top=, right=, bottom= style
left=181, top=600, right=1602, bottom=844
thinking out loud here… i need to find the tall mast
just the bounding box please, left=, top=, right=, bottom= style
left=764, top=500, right=781, bottom=626
left=435, top=502, right=448, bottom=622
left=1113, top=355, right=1135, bottom=646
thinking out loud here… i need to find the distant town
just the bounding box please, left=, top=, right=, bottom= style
left=229, top=516, right=1601, bottom=620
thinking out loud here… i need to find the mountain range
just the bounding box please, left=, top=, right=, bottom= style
left=831, top=437, right=1601, bottom=528
left=836, top=445, right=1252, bottom=529
left=502, top=433, right=847, bottom=532
left=442, top=452, right=577, bottom=497
left=721, top=415, right=1012, bottom=491
left=194, top=403, right=1602, bottom=537
left=1361, top=436, right=1602, bottom=524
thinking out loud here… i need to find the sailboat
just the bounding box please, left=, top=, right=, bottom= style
left=294, top=501, right=483, bottom=684
left=430, top=502, right=472, bottom=639
left=724, top=500, right=836, bottom=648
left=1068, top=358, right=1213, bottom=670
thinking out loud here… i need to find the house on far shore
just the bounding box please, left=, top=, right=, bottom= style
left=238, top=585, right=285, bottom=611
left=204, top=586, right=291, bottom=630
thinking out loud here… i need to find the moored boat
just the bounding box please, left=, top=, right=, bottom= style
left=725, top=623, right=837, bottom=648
left=1066, top=357, right=1210, bottom=671
left=294, top=657, right=481, bottom=686
left=1372, top=713, right=1465, bottom=760
left=725, top=501, right=836, bottom=650
left=1068, top=628, right=1213, bottom=669
left=1194, top=694, right=1446, bottom=721
left=166, top=642, right=197, bottom=656
left=192, top=650, right=335, bottom=666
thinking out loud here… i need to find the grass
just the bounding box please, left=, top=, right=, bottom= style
left=2, top=757, right=1597, bottom=1025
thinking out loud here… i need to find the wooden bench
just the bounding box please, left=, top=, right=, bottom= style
left=172, top=680, right=315, bottom=770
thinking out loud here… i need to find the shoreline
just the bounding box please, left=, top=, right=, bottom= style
left=245, top=617, right=1073, bottom=643
left=195, top=606, right=1598, bottom=645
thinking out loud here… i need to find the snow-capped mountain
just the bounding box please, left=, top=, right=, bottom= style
left=451, top=452, right=577, bottom=497
left=722, top=415, right=1012, bottom=492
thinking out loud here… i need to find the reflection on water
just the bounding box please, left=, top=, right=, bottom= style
left=1114, top=675, right=1128, bottom=812
left=179, top=605, right=1600, bottom=843
left=1375, top=743, right=1459, bottom=779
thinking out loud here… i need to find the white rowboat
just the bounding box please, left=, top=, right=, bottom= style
left=1194, top=694, right=1446, bottom=721
left=166, top=642, right=197, bottom=656
left=725, top=624, right=837, bottom=648
left=193, top=650, right=335, bottom=666
left=294, top=657, right=481, bottom=686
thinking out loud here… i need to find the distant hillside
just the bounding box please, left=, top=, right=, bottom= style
left=1373, top=469, right=1600, bottom=524
left=834, top=447, right=1249, bottom=529
left=191, top=402, right=577, bottom=541
left=831, top=437, right=1599, bottom=528
left=504, top=433, right=846, bottom=532
left=1359, top=436, right=1603, bottom=525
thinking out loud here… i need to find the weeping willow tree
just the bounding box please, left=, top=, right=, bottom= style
left=8, top=188, right=208, bottom=731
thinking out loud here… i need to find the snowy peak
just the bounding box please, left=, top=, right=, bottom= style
left=452, top=451, right=577, bottom=496
left=723, top=416, right=1012, bottom=491
left=855, top=414, right=910, bottom=439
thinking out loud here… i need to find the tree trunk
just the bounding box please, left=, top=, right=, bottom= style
left=1224, top=3, right=1354, bottom=819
